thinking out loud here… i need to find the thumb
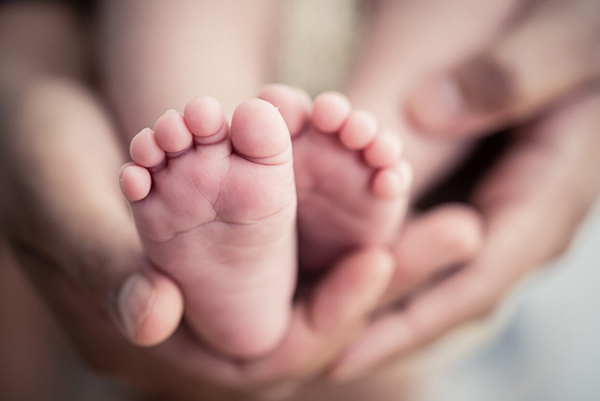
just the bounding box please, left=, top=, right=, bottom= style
left=0, top=78, right=184, bottom=347
left=406, top=0, right=600, bottom=138
left=113, top=259, right=184, bottom=346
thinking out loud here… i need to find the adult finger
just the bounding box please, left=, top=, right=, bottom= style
left=242, top=248, right=395, bottom=386
left=380, top=204, right=484, bottom=307
left=0, top=78, right=183, bottom=346
left=98, top=247, right=396, bottom=399
left=407, top=0, right=600, bottom=138
left=330, top=87, right=600, bottom=381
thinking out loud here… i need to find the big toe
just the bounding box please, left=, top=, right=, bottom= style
left=259, top=84, right=311, bottom=137
left=230, top=99, right=292, bottom=165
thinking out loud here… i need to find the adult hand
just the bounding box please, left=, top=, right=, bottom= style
left=17, top=238, right=394, bottom=400
left=332, top=89, right=600, bottom=379
left=329, top=0, right=600, bottom=379
left=0, top=5, right=485, bottom=397
left=0, top=76, right=487, bottom=399
left=407, top=0, right=600, bottom=138
left=0, top=76, right=400, bottom=400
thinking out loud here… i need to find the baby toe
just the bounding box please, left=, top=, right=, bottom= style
left=183, top=96, right=229, bottom=145
left=130, top=128, right=166, bottom=168
left=120, top=164, right=152, bottom=201
left=364, top=129, right=403, bottom=168
left=230, top=99, right=291, bottom=164
left=154, top=109, right=193, bottom=155
left=371, top=161, right=412, bottom=199
left=339, top=110, right=378, bottom=150
left=312, top=92, right=352, bottom=134
left=259, top=84, right=311, bottom=137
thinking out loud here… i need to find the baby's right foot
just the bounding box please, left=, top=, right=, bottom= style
left=120, top=96, right=296, bottom=358
left=260, top=85, right=412, bottom=271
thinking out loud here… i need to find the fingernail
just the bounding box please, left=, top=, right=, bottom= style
left=119, top=273, right=156, bottom=340
left=408, top=73, right=465, bottom=130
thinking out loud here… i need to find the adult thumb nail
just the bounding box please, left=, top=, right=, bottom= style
left=407, top=56, right=513, bottom=134
left=118, top=273, right=156, bottom=342
left=407, top=73, right=466, bottom=131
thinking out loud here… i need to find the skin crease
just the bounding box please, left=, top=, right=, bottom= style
left=1, top=0, right=600, bottom=400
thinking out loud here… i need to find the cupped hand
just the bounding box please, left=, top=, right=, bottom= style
left=22, top=239, right=394, bottom=400
left=331, top=88, right=600, bottom=380
left=0, top=76, right=401, bottom=400
left=329, top=0, right=600, bottom=379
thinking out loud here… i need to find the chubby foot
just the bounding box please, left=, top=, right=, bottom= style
left=260, top=85, right=412, bottom=271
left=120, top=96, right=297, bottom=358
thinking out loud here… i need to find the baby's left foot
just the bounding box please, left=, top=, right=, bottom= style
left=120, top=96, right=297, bottom=358
left=260, top=86, right=412, bottom=271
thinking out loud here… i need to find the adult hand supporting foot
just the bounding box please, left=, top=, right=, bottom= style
left=0, top=74, right=396, bottom=398
left=0, top=4, right=401, bottom=399
left=0, top=74, right=481, bottom=400
left=0, top=3, right=185, bottom=347
left=0, top=77, right=185, bottom=347
left=0, top=18, right=400, bottom=393
left=329, top=0, right=600, bottom=379
left=331, top=89, right=600, bottom=380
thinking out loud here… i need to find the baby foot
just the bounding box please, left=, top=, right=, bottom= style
left=260, top=85, right=412, bottom=271
left=296, top=92, right=412, bottom=271
left=120, top=96, right=297, bottom=358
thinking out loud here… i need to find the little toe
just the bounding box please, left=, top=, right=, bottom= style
left=364, top=129, right=403, bottom=168
left=230, top=98, right=292, bottom=165
left=312, top=92, right=352, bottom=133
left=183, top=96, right=229, bottom=145
left=130, top=128, right=166, bottom=168
left=339, top=110, right=378, bottom=150
left=120, top=164, right=152, bottom=201
left=372, top=161, right=413, bottom=199
left=154, top=109, right=193, bottom=155
left=258, top=84, right=311, bottom=137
